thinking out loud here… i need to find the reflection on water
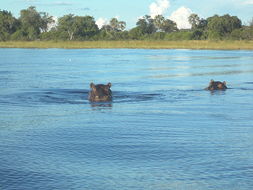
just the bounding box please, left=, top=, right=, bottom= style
left=149, top=69, right=253, bottom=79
left=146, top=63, right=253, bottom=72
left=89, top=102, right=113, bottom=110
left=0, top=49, right=253, bottom=190
left=207, top=89, right=227, bottom=95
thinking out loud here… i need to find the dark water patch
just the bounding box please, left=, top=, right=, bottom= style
left=113, top=91, right=165, bottom=103
left=0, top=89, right=90, bottom=106
left=0, top=89, right=167, bottom=107
left=234, top=82, right=253, bottom=91
left=113, top=89, right=205, bottom=105
left=89, top=102, right=113, bottom=110
left=0, top=168, right=78, bottom=190
left=2, top=87, right=252, bottom=108
left=205, top=90, right=228, bottom=96
left=0, top=71, right=16, bottom=75
left=204, top=87, right=253, bottom=94
left=0, top=71, right=16, bottom=83
left=205, top=56, right=243, bottom=60
left=238, top=87, right=253, bottom=91
left=147, top=54, right=251, bottom=61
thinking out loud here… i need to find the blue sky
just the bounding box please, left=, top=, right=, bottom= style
left=1, top=0, right=253, bottom=29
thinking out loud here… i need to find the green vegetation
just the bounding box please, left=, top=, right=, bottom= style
left=0, top=6, right=253, bottom=48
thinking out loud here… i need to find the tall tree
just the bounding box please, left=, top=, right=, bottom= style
left=101, top=18, right=126, bottom=32
left=74, top=16, right=99, bottom=39
left=161, top=19, right=178, bottom=33
left=58, top=15, right=98, bottom=40
left=136, top=15, right=156, bottom=34
left=207, top=14, right=242, bottom=39
left=197, top=18, right=208, bottom=30
left=18, top=6, right=53, bottom=40
left=40, top=12, right=54, bottom=32
left=153, top=15, right=177, bottom=33
left=58, top=14, right=76, bottom=40
left=154, top=15, right=165, bottom=32
left=188, top=14, right=200, bottom=30
left=110, top=18, right=126, bottom=32
left=0, top=10, right=19, bottom=40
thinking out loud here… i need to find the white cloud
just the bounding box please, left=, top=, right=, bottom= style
left=243, top=0, right=253, bottom=4
left=96, top=18, right=108, bottom=29
left=169, top=6, right=192, bottom=29
left=149, top=0, right=170, bottom=18
left=24, top=0, right=73, bottom=6
left=52, top=1, right=72, bottom=6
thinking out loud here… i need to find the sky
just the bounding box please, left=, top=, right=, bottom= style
left=1, top=0, right=253, bottom=29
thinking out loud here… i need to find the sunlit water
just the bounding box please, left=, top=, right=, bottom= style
left=0, top=48, right=253, bottom=190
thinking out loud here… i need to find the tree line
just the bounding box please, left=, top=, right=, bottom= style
left=0, top=6, right=253, bottom=41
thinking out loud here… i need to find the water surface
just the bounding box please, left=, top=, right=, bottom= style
left=0, top=48, right=253, bottom=190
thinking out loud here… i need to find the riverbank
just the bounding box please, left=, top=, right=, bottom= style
left=0, top=40, right=253, bottom=50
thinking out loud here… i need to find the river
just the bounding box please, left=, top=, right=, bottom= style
left=0, top=48, right=253, bottom=190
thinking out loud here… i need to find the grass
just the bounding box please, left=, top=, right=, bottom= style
left=0, top=40, right=253, bottom=50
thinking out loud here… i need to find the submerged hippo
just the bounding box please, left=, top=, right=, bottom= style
left=205, top=79, right=227, bottom=90
left=88, top=82, right=112, bottom=102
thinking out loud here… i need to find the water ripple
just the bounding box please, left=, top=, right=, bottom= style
left=148, top=70, right=253, bottom=79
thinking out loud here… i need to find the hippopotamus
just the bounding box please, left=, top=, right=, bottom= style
left=205, top=79, right=227, bottom=90
left=88, top=82, right=112, bottom=102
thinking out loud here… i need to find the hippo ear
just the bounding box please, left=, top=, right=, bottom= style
left=223, top=81, right=226, bottom=85
left=107, top=83, right=112, bottom=88
left=90, top=83, right=95, bottom=89
left=209, top=79, right=214, bottom=86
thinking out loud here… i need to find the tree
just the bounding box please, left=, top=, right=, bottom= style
left=128, top=27, right=144, bottom=39
left=197, top=18, right=208, bottom=30
left=40, top=12, right=54, bottom=32
left=58, top=15, right=99, bottom=40
left=154, top=15, right=165, bottom=32
left=161, top=19, right=178, bottom=33
left=136, top=15, right=156, bottom=34
left=0, top=10, right=19, bottom=40
left=58, top=14, right=75, bottom=40
left=207, top=14, right=242, bottom=39
left=109, top=18, right=126, bottom=32
left=188, top=14, right=200, bottom=30
left=188, top=14, right=207, bottom=40
left=153, top=15, right=177, bottom=33
left=20, top=6, right=43, bottom=39
left=74, top=16, right=99, bottom=39
left=17, top=6, right=53, bottom=40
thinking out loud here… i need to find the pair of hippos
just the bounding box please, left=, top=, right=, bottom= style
left=88, top=80, right=228, bottom=102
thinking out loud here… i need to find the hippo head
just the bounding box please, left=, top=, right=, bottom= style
left=88, top=83, right=112, bottom=102
left=205, top=79, right=227, bottom=91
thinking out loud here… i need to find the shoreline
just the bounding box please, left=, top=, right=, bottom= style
left=0, top=40, right=253, bottom=50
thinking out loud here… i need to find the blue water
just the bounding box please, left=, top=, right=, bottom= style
left=0, top=48, right=253, bottom=190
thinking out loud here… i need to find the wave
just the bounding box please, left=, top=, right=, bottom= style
left=1, top=85, right=253, bottom=107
